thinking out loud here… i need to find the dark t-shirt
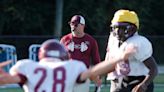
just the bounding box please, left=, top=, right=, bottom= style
left=60, top=33, right=100, bottom=68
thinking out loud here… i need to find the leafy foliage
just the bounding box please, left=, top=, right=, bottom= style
left=0, top=0, right=55, bottom=35
left=0, top=0, right=163, bottom=36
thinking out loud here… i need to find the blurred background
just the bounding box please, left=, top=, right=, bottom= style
left=0, top=0, right=163, bottom=64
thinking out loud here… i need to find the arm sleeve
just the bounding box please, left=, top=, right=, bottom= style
left=9, top=59, right=32, bottom=84
left=91, top=39, right=101, bottom=65
left=60, top=36, right=65, bottom=44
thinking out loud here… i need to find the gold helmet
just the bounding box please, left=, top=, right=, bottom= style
left=111, top=9, right=139, bottom=29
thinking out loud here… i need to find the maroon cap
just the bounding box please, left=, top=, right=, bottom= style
left=69, top=15, right=85, bottom=25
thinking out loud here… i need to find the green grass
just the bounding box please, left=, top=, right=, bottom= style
left=1, top=86, right=163, bottom=92
left=0, top=74, right=164, bottom=92
left=154, top=74, right=164, bottom=84
left=0, top=87, right=23, bottom=92
left=154, top=86, right=164, bottom=92
left=0, top=85, right=164, bottom=92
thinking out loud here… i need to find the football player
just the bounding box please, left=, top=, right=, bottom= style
left=105, top=9, right=158, bottom=92
left=0, top=39, right=90, bottom=92
left=0, top=39, right=137, bottom=92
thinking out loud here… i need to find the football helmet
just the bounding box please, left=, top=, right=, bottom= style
left=110, top=9, right=138, bottom=42
left=111, top=9, right=139, bottom=29
left=38, top=39, right=69, bottom=61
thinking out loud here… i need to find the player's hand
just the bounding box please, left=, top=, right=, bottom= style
left=122, top=43, right=137, bottom=60
left=132, top=83, right=147, bottom=92
left=95, top=76, right=102, bottom=86
left=90, top=76, right=101, bottom=86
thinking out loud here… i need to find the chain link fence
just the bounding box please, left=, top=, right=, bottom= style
left=0, top=35, right=163, bottom=64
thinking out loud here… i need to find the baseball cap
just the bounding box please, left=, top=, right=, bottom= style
left=111, top=9, right=139, bottom=29
left=69, top=15, right=85, bottom=26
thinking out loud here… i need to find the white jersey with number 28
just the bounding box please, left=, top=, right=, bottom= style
left=10, top=58, right=87, bottom=92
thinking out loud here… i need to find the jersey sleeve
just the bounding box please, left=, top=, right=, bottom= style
left=91, top=38, right=101, bottom=65
left=76, top=60, right=87, bottom=72
left=105, top=34, right=115, bottom=61
left=9, top=59, right=34, bottom=84
left=9, top=59, right=33, bottom=76
left=74, top=60, right=88, bottom=83
left=133, top=37, right=153, bottom=62
left=68, top=59, right=87, bottom=73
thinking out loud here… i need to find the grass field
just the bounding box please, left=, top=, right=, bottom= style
left=0, top=74, right=164, bottom=92
left=0, top=85, right=164, bottom=92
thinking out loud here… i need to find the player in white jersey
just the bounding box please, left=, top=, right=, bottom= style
left=0, top=39, right=137, bottom=92
left=0, top=39, right=91, bottom=92
left=10, top=59, right=89, bottom=92
left=105, top=9, right=158, bottom=92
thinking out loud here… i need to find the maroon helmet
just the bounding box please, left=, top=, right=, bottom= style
left=38, top=39, right=69, bottom=61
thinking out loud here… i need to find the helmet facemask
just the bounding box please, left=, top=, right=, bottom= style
left=111, top=22, right=137, bottom=43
